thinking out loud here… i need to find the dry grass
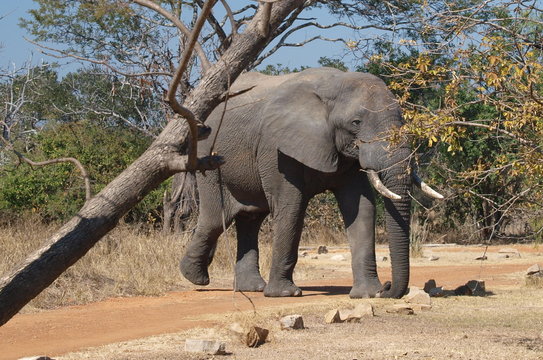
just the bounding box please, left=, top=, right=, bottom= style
left=0, top=219, right=186, bottom=311
left=0, top=218, right=348, bottom=312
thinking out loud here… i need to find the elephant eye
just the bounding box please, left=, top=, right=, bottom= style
left=351, top=120, right=361, bottom=126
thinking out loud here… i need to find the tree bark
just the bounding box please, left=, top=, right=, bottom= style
left=0, top=0, right=307, bottom=327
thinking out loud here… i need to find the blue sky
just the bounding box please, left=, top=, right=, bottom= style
left=0, top=1, right=360, bottom=72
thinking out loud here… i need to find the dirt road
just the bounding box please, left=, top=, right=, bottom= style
left=0, top=245, right=540, bottom=359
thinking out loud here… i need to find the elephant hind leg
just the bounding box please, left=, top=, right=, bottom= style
left=234, top=212, right=268, bottom=292
left=180, top=196, right=235, bottom=286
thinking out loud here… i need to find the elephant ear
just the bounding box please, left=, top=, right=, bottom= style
left=262, top=80, right=337, bottom=173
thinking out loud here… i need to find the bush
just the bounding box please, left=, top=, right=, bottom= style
left=0, top=121, right=165, bottom=223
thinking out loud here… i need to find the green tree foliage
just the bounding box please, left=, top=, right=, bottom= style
left=0, top=66, right=165, bottom=223
left=0, top=121, right=158, bottom=221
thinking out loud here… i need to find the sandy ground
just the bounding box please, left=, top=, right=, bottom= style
left=1, top=244, right=542, bottom=359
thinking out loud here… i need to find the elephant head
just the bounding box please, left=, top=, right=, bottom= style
left=262, top=68, right=442, bottom=298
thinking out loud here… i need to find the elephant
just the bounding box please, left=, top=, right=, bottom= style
left=180, top=67, right=442, bottom=298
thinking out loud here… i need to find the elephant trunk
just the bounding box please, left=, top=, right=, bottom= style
left=381, top=193, right=411, bottom=298
left=375, top=149, right=412, bottom=299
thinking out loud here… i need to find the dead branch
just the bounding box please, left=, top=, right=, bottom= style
left=165, top=0, right=215, bottom=171
left=0, top=136, right=92, bottom=200
left=25, top=38, right=173, bottom=78
left=258, top=1, right=273, bottom=37
left=132, top=0, right=212, bottom=72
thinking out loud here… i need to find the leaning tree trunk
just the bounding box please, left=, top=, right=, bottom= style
left=0, top=0, right=307, bottom=326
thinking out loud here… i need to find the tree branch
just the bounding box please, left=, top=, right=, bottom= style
left=132, top=0, right=212, bottom=72
left=165, top=0, right=216, bottom=171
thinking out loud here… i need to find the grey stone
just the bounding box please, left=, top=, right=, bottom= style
left=527, top=264, right=541, bottom=276
left=245, top=326, right=269, bottom=347
left=324, top=309, right=342, bottom=324
left=330, top=254, right=346, bottom=261
left=317, top=245, right=328, bottom=254
left=299, top=251, right=308, bottom=257
left=429, top=255, right=440, bottom=261
left=280, top=314, right=304, bottom=330
left=351, top=303, right=374, bottom=318
left=423, top=279, right=437, bottom=293
left=465, top=280, right=486, bottom=296
left=185, top=339, right=226, bottom=355
left=404, top=287, right=432, bottom=305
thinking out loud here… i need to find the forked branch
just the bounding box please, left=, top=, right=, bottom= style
left=164, top=0, right=216, bottom=171
left=132, top=0, right=212, bottom=72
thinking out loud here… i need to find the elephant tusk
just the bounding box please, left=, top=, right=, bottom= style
left=367, top=170, right=402, bottom=200
left=412, top=172, right=444, bottom=200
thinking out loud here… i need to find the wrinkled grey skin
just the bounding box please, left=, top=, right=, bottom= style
left=180, top=67, right=411, bottom=298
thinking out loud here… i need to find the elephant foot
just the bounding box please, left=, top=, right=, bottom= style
left=349, top=279, right=384, bottom=299
left=264, top=280, right=302, bottom=297
left=179, top=256, right=210, bottom=286
left=234, top=273, right=267, bottom=292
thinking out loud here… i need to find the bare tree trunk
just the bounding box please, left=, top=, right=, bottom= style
left=0, top=0, right=307, bottom=326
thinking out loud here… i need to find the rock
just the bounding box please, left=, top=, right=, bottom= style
left=245, top=326, right=269, bottom=347
left=185, top=339, right=226, bottom=355
left=317, top=245, right=328, bottom=254
left=378, top=256, right=388, bottom=262
left=324, top=309, right=342, bottom=324
left=526, top=264, right=541, bottom=276
left=428, top=286, right=445, bottom=297
left=330, top=254, right=346, bottom=261
left=429, top=255, right=440, bottom=261
left=310, top=255, right=318, bottom=260
left=498, top=254, right=510, bottom=259
left=423, top=279, right=437, bottom=293
left=454, top=285, right=472, bottom=296
left=338, top=309, right=353, bottom=322
left=300, top=251, right=308, bottom=257
left=351, top=303, right=374, bottom=318
left=475, top=255, right=487, bottom=260
left=499, top=248, right=521, bottom=257
left=280, top=315, right=304, bottom=330
left=404, top=287, right=432, bottom=306
left=465, top=280, right=486, bottom=296
left=386, top=304, right=414, bottom=315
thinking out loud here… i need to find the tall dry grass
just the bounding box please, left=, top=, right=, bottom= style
left=0, top=216, right=348, bottom=312
left=0, top=219, right=187, bottom=311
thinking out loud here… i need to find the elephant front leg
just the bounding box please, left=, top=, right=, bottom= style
left=234, top=212, right=268, bottom=292
left=263, top=201, right=306, bottom=297
left=334, top=171, right=382, bottom=298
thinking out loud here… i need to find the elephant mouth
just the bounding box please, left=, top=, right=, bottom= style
left=365, top=169, right=444, bottom=200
